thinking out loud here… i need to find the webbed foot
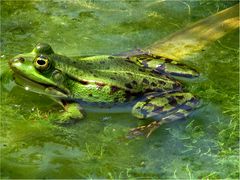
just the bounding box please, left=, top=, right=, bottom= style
left=127, top=121, right=162, bottom=139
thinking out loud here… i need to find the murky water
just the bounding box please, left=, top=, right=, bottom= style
left=0, top=1, right=239, bottom=179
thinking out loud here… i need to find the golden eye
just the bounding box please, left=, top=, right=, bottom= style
left=34, top=55, right=49, bottom=71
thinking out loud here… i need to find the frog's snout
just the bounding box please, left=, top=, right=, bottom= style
left=9, top=57, right=25, bottom=66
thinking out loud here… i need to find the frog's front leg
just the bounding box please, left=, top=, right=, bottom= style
left=128, top=92, right=198, bottom=138
left=53, top=101, right=84, bottom=125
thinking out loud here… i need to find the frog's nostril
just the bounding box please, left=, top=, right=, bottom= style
left=18, top=57, right=25, bottom=63
left=10, top=57, right=25, bottom=64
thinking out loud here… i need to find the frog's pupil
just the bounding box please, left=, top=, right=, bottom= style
left=37, top=59, right=46, bottom=65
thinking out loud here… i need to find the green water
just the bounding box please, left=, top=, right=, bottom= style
left=0, top=1, right=239, bottom=179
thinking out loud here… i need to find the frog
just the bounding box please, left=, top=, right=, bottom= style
left=7, top=4, right=240, bottom=137
left=9, top=43, right=199, bottom=137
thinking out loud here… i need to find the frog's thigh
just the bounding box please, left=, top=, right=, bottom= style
left=132, top=92, right=198, bottom=120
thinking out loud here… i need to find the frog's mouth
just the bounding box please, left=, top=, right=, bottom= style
left=13, top=73, right=69, bottom=98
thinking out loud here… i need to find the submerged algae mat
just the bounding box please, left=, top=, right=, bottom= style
left=0, top=1, right=239, bottom=179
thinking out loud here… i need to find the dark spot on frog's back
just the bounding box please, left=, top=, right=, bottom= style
left=108, top=56, right=114, bottom=60
left=96, top=82, right=105, bottom=86
left=113, top=97, right=120, bottom=102
left=132, top=80, right=137, bottom=85
left=138, top=67, right=145, bottom=72
left=154, top=55, right=163, bottom=59
left=173, top=82, right=182, bottom=90
left=165, top=58, right=173, bottom=63
left=79, top=80, right=89, bottom=85
left=143, top=78, right=149, bottom=85
left=176, top=95, right=184, bottom=100
left=125, top=83, right=133, bottom=89
left=100, top=61, right=105, bottom=64
left=96, top=82, right=106, bottom=89
left=167, top=97, right=178, bottom=106
left=126, top=72, right=133, bottom=76
left=158, top=80, right=166, bottom=85
left=110, top=86, right=120, bottom=94
left=151, top=82, right=157, bottom=87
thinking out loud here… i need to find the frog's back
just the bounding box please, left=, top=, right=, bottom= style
left=52, top=55, right=181, bottom=103
left=56, top=55, right=179, bottom=92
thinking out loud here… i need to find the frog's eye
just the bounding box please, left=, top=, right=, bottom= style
left=34, top=55, right=50, bottom=71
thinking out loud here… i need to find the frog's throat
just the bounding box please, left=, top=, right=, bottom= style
left=13, top=73, right=69, bottom=97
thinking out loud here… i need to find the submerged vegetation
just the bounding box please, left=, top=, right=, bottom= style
left=0, top=0, right=239, bottom=179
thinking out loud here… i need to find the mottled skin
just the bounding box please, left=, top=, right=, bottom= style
left=9, top=43, right=199, bottom=137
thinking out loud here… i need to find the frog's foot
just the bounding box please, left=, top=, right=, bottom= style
left=127, top=121, right=163, bottom=138
left=53, top=103, right=84, bottom=126
left=129, top=92, right=198, bottom=138
left=128, top=108, right=192, bottom=138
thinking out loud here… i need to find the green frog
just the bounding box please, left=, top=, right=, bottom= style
left=9, top=43, right=199, bottom=137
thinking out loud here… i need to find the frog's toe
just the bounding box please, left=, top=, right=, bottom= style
left=127, top=121, right=162, bottom=139
left=127, top=126, right=146, bottom=138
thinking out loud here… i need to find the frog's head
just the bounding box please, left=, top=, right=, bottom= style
left=9, top=43, right=70, bottom=97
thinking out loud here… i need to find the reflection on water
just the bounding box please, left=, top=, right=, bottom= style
left=0, top=1, right=239, bottom=179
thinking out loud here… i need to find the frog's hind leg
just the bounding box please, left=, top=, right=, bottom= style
left=128, top=92, right=198, bottom=138
left=129, top=54, right=199, bottom=78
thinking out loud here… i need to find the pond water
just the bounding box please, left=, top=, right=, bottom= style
left=0, top=1, right=239, bottom=179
